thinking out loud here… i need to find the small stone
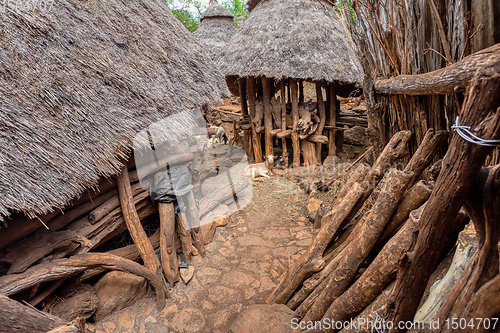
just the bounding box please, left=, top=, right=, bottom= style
left=191, top=245, right=199, bottom=256
left=159, top=304, right=178, bottom=318
left=259, top=276, right=277, bottom=292
left=237, top=226, right=248, bottom=232
left=117, top=311, right=136, bottom=332
left=145, top=315, right=157, bottom=323
left=307, top=197, right=323, bottom=216
left=298, top=216, right=306, bottom=222
left=170, top=308, right=205, bottom=333
left=201, top=300, right=214, bottom=310
left=102, top=322, right=116, bottom=333
left=244, top=289, right=256, bottom=300
left=180, top=266, right=195, bottom=284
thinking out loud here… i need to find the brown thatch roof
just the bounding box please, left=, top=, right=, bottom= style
left=0, top=0, right=229, bottom=223
left=219, top=0, right=363, bottom=84
left=194, top=1, right=237, bottom=60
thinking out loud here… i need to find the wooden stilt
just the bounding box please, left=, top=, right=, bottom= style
left=299, top=79, right=304, bottom=104
left=315, top=82, right=326, bottom=163
left=262, top=77, right=274, bottom=157
left=247, top=76, right=263, bottom=163
left=159, top=202, right=178, bottom=284
left=328, top=83, right=338, bottom=156
left=238, top=78, right=248, bottom=116
left=290, top=79, right=301, bottom=167
left=280, top=80, right=288, bottom=168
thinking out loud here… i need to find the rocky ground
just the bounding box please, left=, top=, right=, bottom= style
left=95, top=176, right=314, bottom=333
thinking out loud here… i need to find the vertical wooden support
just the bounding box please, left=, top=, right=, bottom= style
left=299, top=79, right=304, bottom=104
left=290, top=79, right=301, bottom=167
left=315, top=82, right=326, bottom=163
left=280, top=80, right=288, bottom=168
left=175, top=213, right=192, bottom=261
left=238, top=78, right=248, bottom=116
left=182, top=191, right=205, bottom=257
left=328, top=83, right=338, bottom=156
left=159, top=202, right=178, bottom=284
left=262, top=77, right=274, bottom=157
left=117, top=166, right=168, bottom=295
left=247, top=76, right=263, bottom=163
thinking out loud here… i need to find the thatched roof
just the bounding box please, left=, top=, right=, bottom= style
left=0, top=0, right=229, bottom=223
left=219, top=0, right=363, bottom=84
left=194, top=1, right=237, bottom=60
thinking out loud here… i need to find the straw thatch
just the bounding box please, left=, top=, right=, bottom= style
left=0, top=0, right=229, bottom=223
left=219, top=0, right=363, bottom=84
left=193, top=0, right=237, bottom=60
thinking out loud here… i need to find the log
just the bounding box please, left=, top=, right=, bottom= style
left=247, top=77, right=263, bottom=163
left=0, top=253, right=167, bottom=309
left=291, top=79, right=301, bottom=167
left=315, top=82, right=327, bottom=162
left=328, top=83, right=338, bottom=156
left=117, top=166, right=168, bottom=304
left=281, top=80, right=288, bottom=168
left=176, top=213, right=193, bottom=261
left=3, top=230, right=91, bottom=274
left=262, top=77, right=274, bottom=156
left=0, top=293, right=66, bottom=332
left=307, top=135, right=329, bottom=144
left=303, top=169, right=414, bottom=323
left=301, top=140, right=317, bottom=166
left=276, top=129, right=293, bottom=139
left=385, top=64, right=500, bottom=329
left=238, top=78, right=248, bottom=116
left=159, top=202, right=178, bottom=284
left=180, top=191, right=205, bottom=257
left=266, top=182, right=365, bottom=305
left=43, top=284, right=98, bottom=321
left=375, top=44, right=500, bottom=95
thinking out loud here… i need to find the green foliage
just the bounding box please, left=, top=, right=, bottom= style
left=221, top=0, right=248, bottom=21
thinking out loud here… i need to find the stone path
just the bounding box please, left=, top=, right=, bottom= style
left=96, top=177, right=313, bottom=333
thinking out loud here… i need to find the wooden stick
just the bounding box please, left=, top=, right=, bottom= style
left=280, top=80, right=289, bottom=167
left=247, top=76, right=263, bottom=163
left=262, top=77, right=274, bottom=156
left=176, top=213, right=193, bottom=261
left=315, top=82, right=326, bottom=162
left=290, top=79, right=301, bottom=167
left=159, top=202, right=178, bottom=284
left=344, top=146, right=373, bottom=173
left=328, top=83, right=338, bottom=156
left=239, top=77, right=248, bottom=116
left=117, top=166, right=168, bottom=304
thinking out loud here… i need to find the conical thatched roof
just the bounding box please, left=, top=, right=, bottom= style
left=0, top=0, right=229, bottom=223
left=219, top=0, right=363, bottom=84
left=193, top=0, right=237, bottom=60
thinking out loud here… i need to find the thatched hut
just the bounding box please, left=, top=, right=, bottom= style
left=219, top=0, right=363, bottom=166
left=0, top=0, right=227, bottom=232
left=193, top=0, right=237, bottom=61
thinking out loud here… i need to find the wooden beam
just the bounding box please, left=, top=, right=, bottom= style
left=315, top=82, right=326, bottom=162
left=280, top=80, right=289, bottom=167
left=328, top=83, right=338, bottom=156
left=374, top=44, right=500, bottom=95
left=238, top=77, right=248, bottom=116
left=262, top=77, right=274, bottom=156
left=247, top=77, right=263, bottom=163
left=290, top=79, right=301, bottom=167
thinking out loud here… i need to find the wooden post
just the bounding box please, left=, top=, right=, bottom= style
left=291, top=79, right=301, bottom=167
left=247, top=76, right=263, bottom=163
left=181, top=191, right=206, bottom=257
left=315, top=82, right=326, bottom=163
left=117, top=166, right=168, bottom=296
left=280, top=80, right=288, bottom=168
left=238, top=77, right=248, bottom=116
left=175, top=213, right=192, bottom=261
left=328, top=83, right=338, bottom=156
left=299, top=79, right=304, bottom=103
left=159, top=202, right=178, bottom=284
left=262, top=77, right=274, bottom=157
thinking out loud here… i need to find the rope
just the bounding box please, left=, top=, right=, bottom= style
left=451, top=116, right=500, bottom=147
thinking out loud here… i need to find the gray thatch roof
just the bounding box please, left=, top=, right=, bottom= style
left=219, top=0, right=363, bottom=84
left=0, top=0, right=229, bottom=223
left=194, top=1, right=237, bottom=60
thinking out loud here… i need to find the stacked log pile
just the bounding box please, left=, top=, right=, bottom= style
left=0, top=140, right=250, bottom=332
left=266, top=46, right=500, bottom=332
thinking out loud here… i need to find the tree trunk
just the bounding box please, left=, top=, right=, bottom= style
left=281, top=80, right=289, bottom=167
left=159, top=202, right=178, bottom=284
left=315, top=82, right=326, bottom=162
left=247, top=76, right=263, bottom=163
left=262, top=77, right=274, bottom=156
left=291, top=79, right=301, bottom=167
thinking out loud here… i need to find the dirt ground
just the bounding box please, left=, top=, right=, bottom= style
left=95, top=176, right=314, bottom=333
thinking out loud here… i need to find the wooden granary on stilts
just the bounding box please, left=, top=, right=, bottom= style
left=219, top=0, right=363, bottom=166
